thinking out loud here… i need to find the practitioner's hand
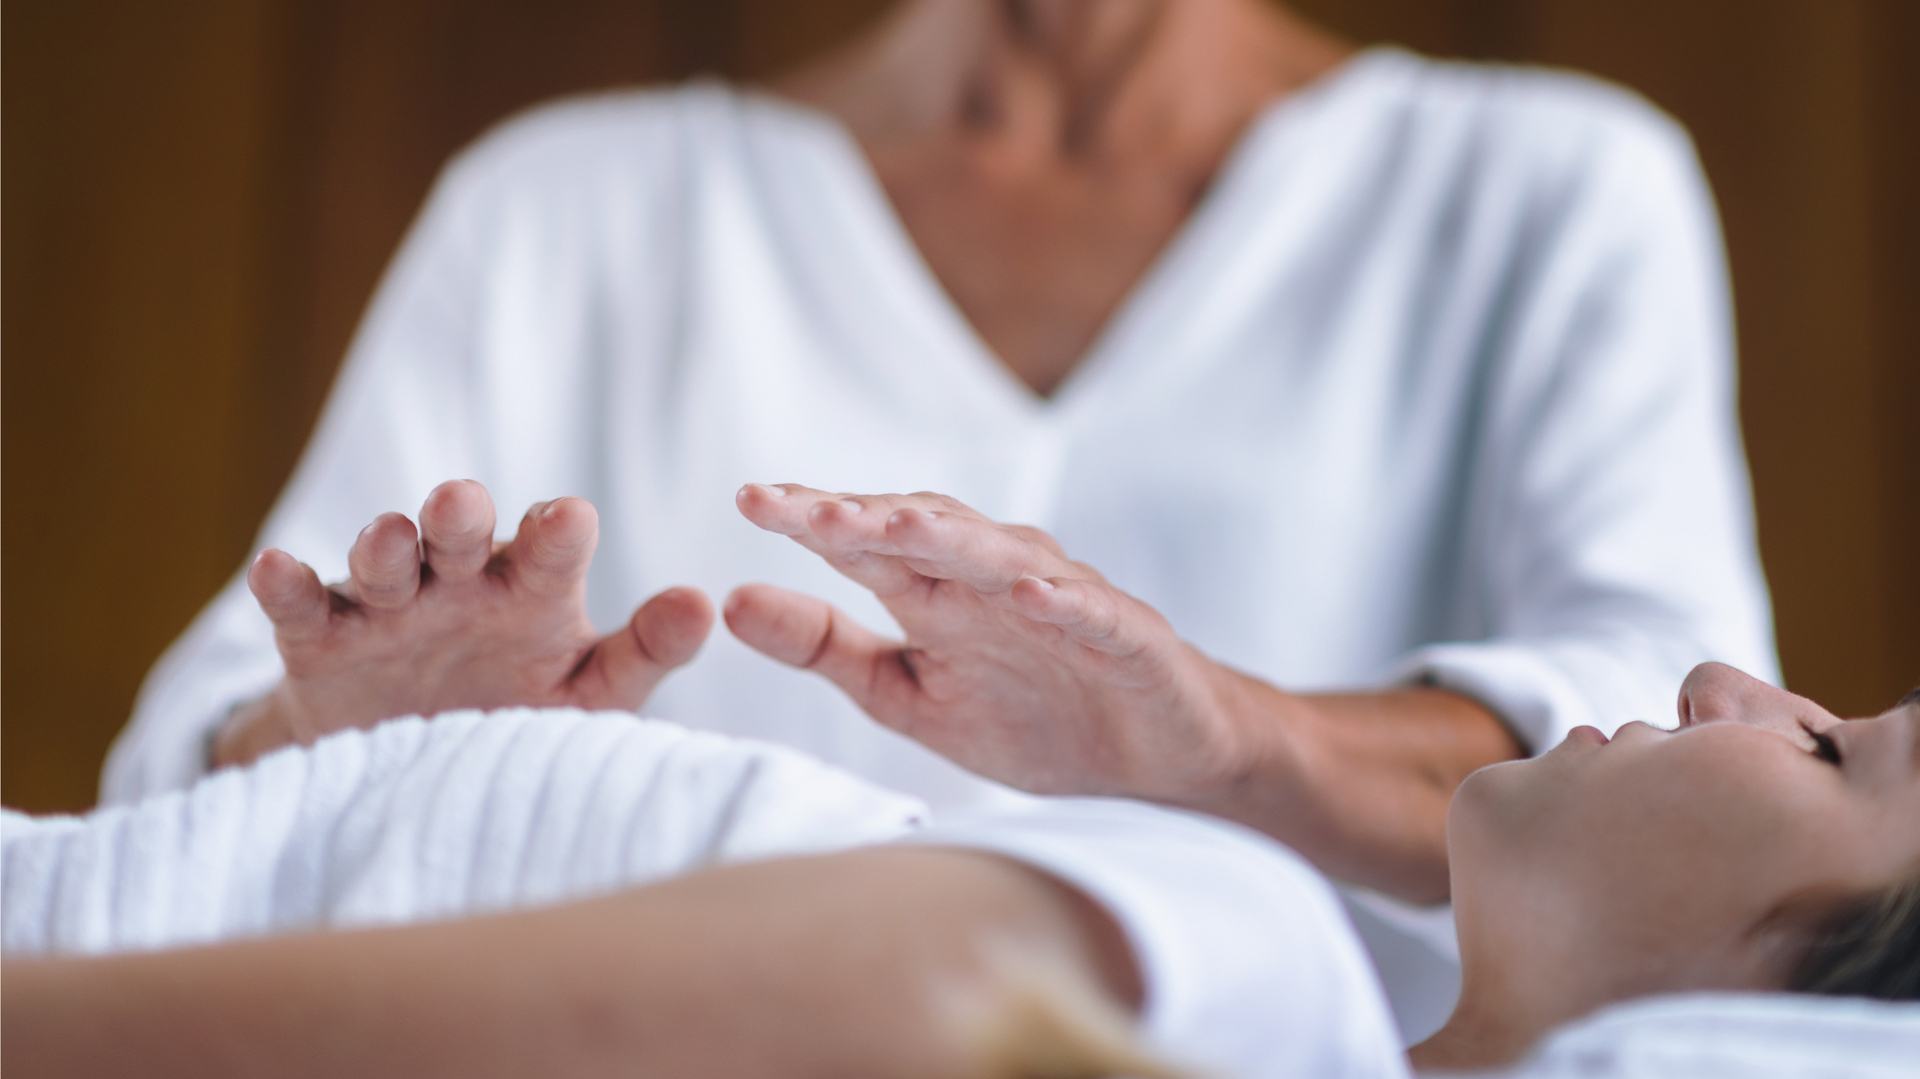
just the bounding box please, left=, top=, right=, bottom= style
left=215, top=481, right=714, bottom=767
left=725, top=484, right=1253, bottom=801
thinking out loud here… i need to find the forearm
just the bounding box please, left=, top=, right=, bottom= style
left=1173, top=657, right=1523, bottom=904
left=2, top=848, right=1145, bottom=1079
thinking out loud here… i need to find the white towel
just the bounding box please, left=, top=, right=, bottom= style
left=1503, top=992, right=1920, bottom=1079
left=3, top=708, right=928, bottom=955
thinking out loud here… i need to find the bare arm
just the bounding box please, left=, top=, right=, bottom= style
left=2, top=848, right=1150, bottom=1079
left=727, top=485, right=1522, bottom=904
left=1184, top=677, right=1520, bottom=903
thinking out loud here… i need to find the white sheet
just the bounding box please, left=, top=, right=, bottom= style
left=3, top=708, right=927, bottom=954
left=1496, top=993, right=1920, bottom=1079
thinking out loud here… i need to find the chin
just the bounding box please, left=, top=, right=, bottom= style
left=1455, top=753, right=1531, bottom=809
left=1448, top=753, right=1553, bottom=859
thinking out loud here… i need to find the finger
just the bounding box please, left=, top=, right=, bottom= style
left=507, top=497, right=598, bottom=598
left=735, top=485, right=923, bottom=596
left=723, top=584, right=917, bottom=714
left=1008, top=575, right=1164, bottom=659
left=737, top=485, right=984, bottom=553
left=419, top=479, right=497, bottom=581
left=735, top=483, right=838, bottom=539
left=578, top=586, right=716, bottom=707
left=1003, top=523, right=1069, bottom=561
left=346, top=512, right=422, bottom=610
left=803, top=497, right=896, bottom=552
left=800, top=500, right=931, bottom=595
left=247, top=548, right=334, bottom=647
left=804, top=490, right=992, bottom=552
left=882, top=507, right=1066, bottom=594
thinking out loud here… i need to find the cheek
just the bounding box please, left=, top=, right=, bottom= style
left=1459, top=750, right=1703, bottom=888
left=1598, top=745, right=1837, bottom=915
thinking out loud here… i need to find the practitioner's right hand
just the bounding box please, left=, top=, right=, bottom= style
left=213, top=480, right=714, bottom=768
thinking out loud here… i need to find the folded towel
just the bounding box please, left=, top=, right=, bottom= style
left=3, top=709, right=928, bottom=956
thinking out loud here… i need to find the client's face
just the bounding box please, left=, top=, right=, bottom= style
left=1451, top=664, right=1920, bottom=997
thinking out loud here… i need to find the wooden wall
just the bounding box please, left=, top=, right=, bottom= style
left=5, top=0, right=1915, bottom=811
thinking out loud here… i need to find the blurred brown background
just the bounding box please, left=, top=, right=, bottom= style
left=5, top=0, right=1915, bottom=811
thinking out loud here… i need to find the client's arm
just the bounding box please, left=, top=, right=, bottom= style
left=728, top=485, right=1522, bottom=905
left=2, top=848, right=1147, bottom=1079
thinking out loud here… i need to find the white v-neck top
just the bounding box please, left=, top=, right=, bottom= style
left=105, top=49, right=1775, bottom=816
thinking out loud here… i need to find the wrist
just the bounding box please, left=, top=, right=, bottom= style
left=209, top=688, right=303, bottom=770
left=1160, top=649, right=1323, bottom=814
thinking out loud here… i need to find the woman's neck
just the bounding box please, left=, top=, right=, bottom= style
left=776, top=0, right=1348, bottom=159
left=1408, top=905, right=1603, bottom=1073
left=1408, top=913, right=1772, bottom=1072
left=1407, top=986, right=1555, bottom=1073
left=767, top=0, right=1350, bottom=395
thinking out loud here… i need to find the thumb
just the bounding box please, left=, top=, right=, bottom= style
left=574, top=586, right=715, bottom=708
left=722, top=583, right=918, bottom=718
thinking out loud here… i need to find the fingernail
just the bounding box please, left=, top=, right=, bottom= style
left=1023, top=576, right=1055, bottom=591
left=837, top=499, right=863, bottom=513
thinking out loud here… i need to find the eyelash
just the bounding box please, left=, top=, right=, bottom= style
left=1803, top=725, right=1842, bottom=765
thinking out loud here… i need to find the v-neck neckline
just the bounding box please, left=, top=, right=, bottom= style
left=740, top=46, right=1403, bottom=423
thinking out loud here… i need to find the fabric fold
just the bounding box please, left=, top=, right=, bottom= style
left=5, top=708, right=927, bottom=956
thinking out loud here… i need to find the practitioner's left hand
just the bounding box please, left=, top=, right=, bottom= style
left=726, top=484, right=1252, bottom=800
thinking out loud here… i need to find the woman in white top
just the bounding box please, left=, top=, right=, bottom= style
left=10, top=663, right=1916, bottom=1076
left=107, top=0, right=1773, bottom=970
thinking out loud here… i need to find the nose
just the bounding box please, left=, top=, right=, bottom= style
left=1675, top=662, right=1819, bottom=739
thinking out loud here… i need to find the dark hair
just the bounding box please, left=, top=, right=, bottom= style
left=1790, top=874, right=1920, bottom=1000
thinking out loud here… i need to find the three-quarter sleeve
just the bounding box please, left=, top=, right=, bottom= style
left=1390, top=101, right=1776, bottom=751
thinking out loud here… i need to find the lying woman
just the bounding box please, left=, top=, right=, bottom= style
left=5, top=659, right=1916, bottom=1076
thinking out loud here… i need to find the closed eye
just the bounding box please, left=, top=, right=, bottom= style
left=1802, top=722, right=1842, bottom=765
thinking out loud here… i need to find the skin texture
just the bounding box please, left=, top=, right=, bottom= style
left=1, top=849, right=1148, bottom=1079
left=1410, top=663, right=1920, bottom=1071
left=728, top=484, right=1519, bottom=903
left=216, top=480, right=714, bottom=766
